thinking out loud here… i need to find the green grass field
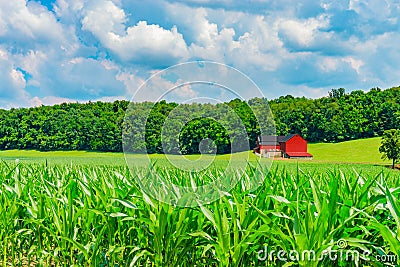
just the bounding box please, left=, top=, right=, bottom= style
left=0, top=136, right=391, bottom=167
left=308, top=137, right=384, bottom=163
left=0, top=150, right=126, bottom=165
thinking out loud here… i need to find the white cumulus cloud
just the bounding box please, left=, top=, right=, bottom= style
left=0, top=0, right=400, bottom=108
left=81, top=0, right=189, bottom=65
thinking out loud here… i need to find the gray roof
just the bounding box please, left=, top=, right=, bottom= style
left=279, top=134, right=297, bottom=143
left=258, top=135, right=285, bottom=146
left=258, top=134, right=301, bottom=145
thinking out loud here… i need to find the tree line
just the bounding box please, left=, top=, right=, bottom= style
left=0, top=86, right=399, bottom=153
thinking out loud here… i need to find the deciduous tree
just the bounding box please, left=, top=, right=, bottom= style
left=379, top=129, right=400, bottom=169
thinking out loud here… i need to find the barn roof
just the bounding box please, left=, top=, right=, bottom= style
left=279, top=134, right=297, bottom=143
left=259, top=135, right=285, bottom=146
left=285, top=152, right=313, bottom=157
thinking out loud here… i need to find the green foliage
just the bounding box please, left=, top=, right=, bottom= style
left=379, top=129, right=400, bottom=169
left=328, top=88, right=346, bottom=99
left=179, top=118, right=230, bottom=154
left=0, top=162, right=399, bottom=266
left=1, top=86, right=400, bottom=153
left=270, top=87, right=400, bottom=142
left=0, top=101, right=128, bottom=152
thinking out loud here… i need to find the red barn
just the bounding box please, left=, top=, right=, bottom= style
left=254, top=134, right=312, bottom=159
left=279, top=134, right=313, bottom=159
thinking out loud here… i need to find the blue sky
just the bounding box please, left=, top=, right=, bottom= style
left=0, top=0, right=399, bottom=107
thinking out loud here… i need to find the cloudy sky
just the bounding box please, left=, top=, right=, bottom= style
left=0, top=0, right=399, bottom=108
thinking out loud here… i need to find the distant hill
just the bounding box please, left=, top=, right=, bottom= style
left=308, top=137, right=384, bottom=164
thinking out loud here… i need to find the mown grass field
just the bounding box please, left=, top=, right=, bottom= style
left=308, top=137, right=384, bottom=163
left=0, top=137, right=399, bottom=266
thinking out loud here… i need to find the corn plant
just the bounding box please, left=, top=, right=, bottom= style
left=0, top=161, right=399, bottom=266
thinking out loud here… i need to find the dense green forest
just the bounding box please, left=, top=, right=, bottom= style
left=0, top=86, right=399, bottom=153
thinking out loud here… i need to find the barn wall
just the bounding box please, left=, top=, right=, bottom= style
left=280, top=142, right=286, bottom=152
left=285, top=135, right=307, bottom=152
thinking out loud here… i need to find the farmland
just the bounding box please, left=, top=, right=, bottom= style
left=0, top=136, right=391, bottom=166
left=1, top=140, right=400, bottom=266
left=308, top=137, right=384, bottom=164
left=2, top=1, right=400, bottom=265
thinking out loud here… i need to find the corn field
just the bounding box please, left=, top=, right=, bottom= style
left=0, top=161, right=399, bottom=266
